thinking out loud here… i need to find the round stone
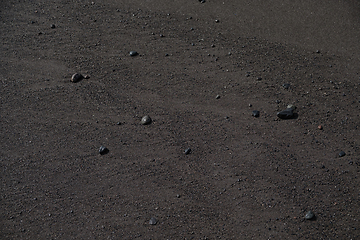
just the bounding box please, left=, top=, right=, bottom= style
left=99, top=146, right=109, bottom=155
left=141, top=116, right=152, bottom=125
left=129, top=51, right=138, bottom=56
left=149, top=217, right=157, bottom=225
left=71, top=73, right=84, bottom=83
left=305, top=211, right=315, bottom=220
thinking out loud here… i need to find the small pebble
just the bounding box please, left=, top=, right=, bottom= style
left=149, top=217, right=157, bottom=225
left=99, top=146, right=109, bottom=155
left=287, top=104, right=296, bottom=110
left=129, top=51, right=138, bottom=56
left=215, top=19, right=219, bottom=23
left=339, top=151, right=346, bottom=157
left=141, top=116, right=152, bottom=125
left=184, top=148, right=191, bottom=155
left=305, top=211, right=315, bottom=220
left=318, top=125, right=323, bottom=130
left=283, top=83, right=290, bottom=89
left=71, top=73, right=84, bottom=83
left=215, top=95, right=221, bottom=99
left=50, top=24, right=56, bottom=29
left=277, top=108, right=295, bottom=119
left=116, top=122, right=121, bottom=125
left=252, top=110, right=260, bottom=118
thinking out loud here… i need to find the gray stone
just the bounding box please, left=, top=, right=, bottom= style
left=252, top=110, right=260, bottom=118
left=129, top=51, right=138, bottom=56
left=141, top=116, right=152, bottom=125
left=71, top=73, right=84, bottom=83
left=149, top=217, right=157, bottom=225
left=184, top=148, right=191, bottom=155
left=305, top=211, right=315, bottom=220
left=339, top=151, right=346, bottom=157
left=277, top=108, right=294, bottom=119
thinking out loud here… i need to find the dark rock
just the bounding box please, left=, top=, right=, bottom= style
left=99, top=146, right=109, bottom=155
left=149, top=217, right=157, bottom=225
left=141, top=116, right=152, bottom=125
left=71, top=73, right=84, bottom=83
left=184, top=148, right=191, bottom=155
left=257, top=77, right=262, bottom=81
left=305, top=211, right=315, bottom=220
left=277, top=108, right=295, bottom=119
left=282, top=83, right=290, bottom=89
left=215, top=95, right=221, bottom=99
left=50, top=24, right=56, bottom=29
left=129, top=51, right=138, bottom=56
left=252, top=110, right=260, bottom=117
left=339, top=151, right=346, bottom=157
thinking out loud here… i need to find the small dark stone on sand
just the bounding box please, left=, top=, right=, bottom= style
left=277, top=108, right=294, bottom=119
left=339, top=151, right=346, bottom=157
left=99, top=146, right=109, bottom=155
left=149, top=217, right=157, bottom=225
left=129, top=51, right=138, bottom=56
left=257, top=77, right=262, bottom=81
left=252, top=110, right=260, bottom=117
left=215, top=95, right=220, bottom=99
left=184, top=148, right=191, bottom=155
left=283, top=83, right=290, bottom=89
left=71, top=73, right=84, bottom=83
left=116, top=122, right=121, bottom=125
left=305, top=211, right=315, bottom=220
left=141, top=116, right=152, bottom=125
left=50, top=24, right=56, bottom=29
